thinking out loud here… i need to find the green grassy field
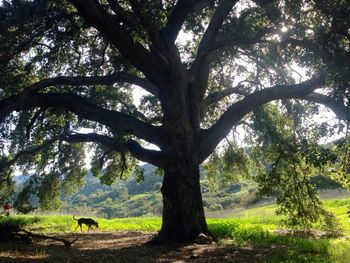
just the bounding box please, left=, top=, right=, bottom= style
left=2, top=197, right=350, bottom=262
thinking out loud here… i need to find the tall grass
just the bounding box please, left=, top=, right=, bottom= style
left=97, top=217, right=161, bottom=231
left=1, top=214, right=75, bottom=232
left=0, top=214, right=162, bottom=232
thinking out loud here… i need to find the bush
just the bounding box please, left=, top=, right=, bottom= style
left=209, top=203, right=223, bottom=212
left=220, top=196, right=241, bottom=208
left=239, top=191, right=259, bottom=207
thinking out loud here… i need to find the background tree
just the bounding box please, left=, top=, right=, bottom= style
left=0, top=0, right=349, bottom=242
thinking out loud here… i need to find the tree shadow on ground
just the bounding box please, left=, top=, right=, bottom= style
left=0, top=231, right=332, bottom=263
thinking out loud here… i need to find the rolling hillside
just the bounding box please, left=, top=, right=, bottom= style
left=56, top=163, right=259, bottom=218
left=14, top=163, right=344, bottom=218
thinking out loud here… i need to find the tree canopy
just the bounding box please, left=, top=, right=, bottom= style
left=0, top=0, right=349, bottom=242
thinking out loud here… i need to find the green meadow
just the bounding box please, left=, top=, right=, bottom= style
left=3, top=197, right=350, bottom=262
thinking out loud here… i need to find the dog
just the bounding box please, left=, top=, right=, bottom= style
left=73, top=215, right=99, bottom=231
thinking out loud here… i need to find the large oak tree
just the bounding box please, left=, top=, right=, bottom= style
left=0, top=0, right=349, bottom=242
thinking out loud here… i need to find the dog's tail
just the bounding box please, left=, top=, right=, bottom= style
left=73, top=215, right=78, bottom=221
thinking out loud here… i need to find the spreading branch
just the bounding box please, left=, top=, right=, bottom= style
left=0, top=93, right=165, bottom=146
left=199, top=75, right=325, bottom=162
left=64, top=133, right=166, bottom=167
left=9, top=72, right=158, bottom=98
left=188, top=0, right=237, bottom=128
left=200, top=84, right=246, bottom=120
left=211, top=28, right=276, bottom=52
left=1, top=132, right=165, bottom=171
left=190, top=0, right=237, bottom=99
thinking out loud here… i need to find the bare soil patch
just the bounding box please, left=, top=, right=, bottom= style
left=0, top=231, right=282, bottom=262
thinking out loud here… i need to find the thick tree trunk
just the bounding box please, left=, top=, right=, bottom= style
left=158, top=159, right=210, bottom=242
left=154, top=67, right=210, bottom=243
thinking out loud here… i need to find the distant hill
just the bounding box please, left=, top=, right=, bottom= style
left=126, top=163, right=163, bottom=195
left=12, top=163, right=344, bottom=218
left=73, top=163, right=162, bottom=197
left=60, top=163, right=261, bottom=218
left=62, top=163, right=165, bottom=218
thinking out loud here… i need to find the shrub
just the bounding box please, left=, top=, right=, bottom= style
left=209, top=203, right=223, bottom=212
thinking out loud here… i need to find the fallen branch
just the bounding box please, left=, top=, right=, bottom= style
left=0, top=222, right=77, bottom=246
left=20, top=229, right=78, bottom=246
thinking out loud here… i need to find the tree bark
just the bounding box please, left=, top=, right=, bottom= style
left=158, top=158, right=210, bottom=243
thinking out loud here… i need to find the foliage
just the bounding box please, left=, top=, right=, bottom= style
left=205, top=145, right=253, bottom=191
left=206, top=101, right=346, bottom=229
left=250, top=103, right=340, bottom=229
left=0, top=0, right=350, bottom=241
left=330, top=137, right=350, bottom=188
left=0, top=156, right=15, bottom=204
left=13, top=176, right=38, bottom=214
left=38, top=173, right=63, bottom=211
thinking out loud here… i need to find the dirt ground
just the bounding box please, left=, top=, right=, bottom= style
left=0, top=231, right=283, bottom=263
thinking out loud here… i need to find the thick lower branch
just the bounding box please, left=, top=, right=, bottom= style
left=1, top=133, right=165, bottom=171
left=212, top=28, right=276, bottom=52
left=13, top=72, right=159, bottom=97
left=0, top=93, right=165, bottom=146
left=126, top=140, right=166, bottom=167
left=65, top=133, right=165, bottom=167
left=199, top=76, right=325, bottom=162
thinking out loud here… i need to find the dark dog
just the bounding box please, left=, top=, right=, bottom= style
left=73, top=215, right=98, bottom=231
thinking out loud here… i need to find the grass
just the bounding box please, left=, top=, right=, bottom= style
left=2, top=196, right=350, bottom=262
left=205, top=197, right=350, bottom=262
left=1, top=214, right=162, bottom=233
